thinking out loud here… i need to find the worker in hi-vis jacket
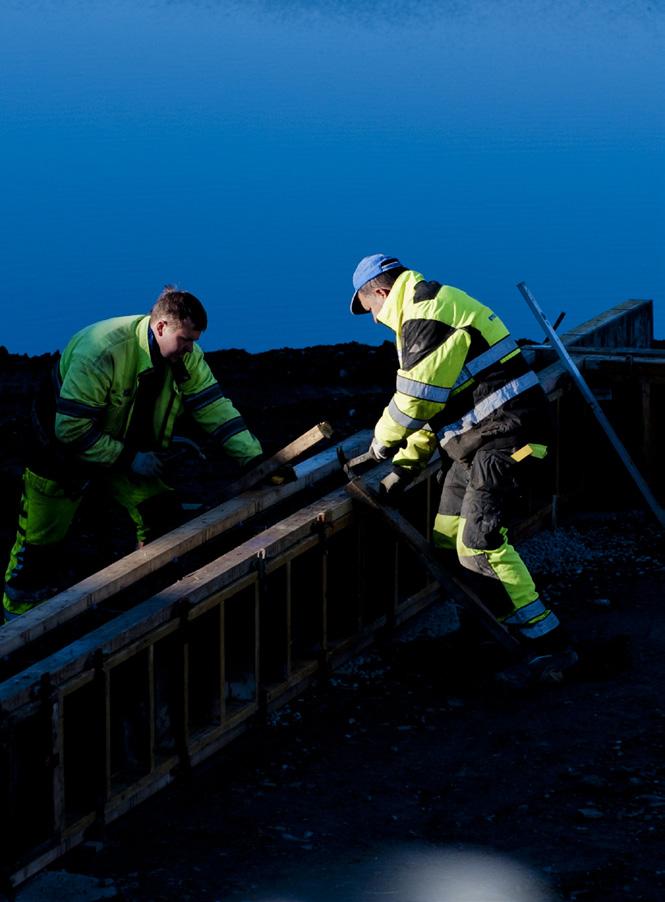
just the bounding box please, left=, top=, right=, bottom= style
left=350, top=253, right=577, bottom=682
left=2, top=287, right=263, bottom=623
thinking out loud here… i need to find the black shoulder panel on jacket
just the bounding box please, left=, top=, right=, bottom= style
left=401, top=318, right=456, bottom=371
left=413, top=280, right=442, bottom=303
left=462, top=325, right=491, bottom=363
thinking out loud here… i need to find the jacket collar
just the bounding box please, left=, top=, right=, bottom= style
left=136, top=316, right=156, bottom=374
left=376, top=270, right=424, bottom=334
left=136, top=315, right=190, bottom=383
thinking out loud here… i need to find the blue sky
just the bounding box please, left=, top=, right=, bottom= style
left=1, top=0, right=663, bottom=354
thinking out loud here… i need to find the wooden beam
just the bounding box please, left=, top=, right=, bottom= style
left=528, top=345, right=665, bottom=359
left=218, top=422, right=334, bottom=498
left=0, top=430, right=371, bottom=659
left=0, top=483, right=362, bottom=714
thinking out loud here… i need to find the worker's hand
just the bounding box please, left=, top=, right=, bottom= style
left=130, top=451, right=163, bottom=478
left=379, top=467, right=413, bottom=505
left=264, top=464, right=297, bottom=487
left=369, top=438, right=399, bottom=462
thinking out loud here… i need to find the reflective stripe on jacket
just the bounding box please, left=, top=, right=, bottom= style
left=373, top=271, right=545, bottom=471
left=54, top=315, right=262, bottom=467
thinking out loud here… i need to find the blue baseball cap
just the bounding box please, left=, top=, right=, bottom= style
left=350, top=254, right=404, bottom=314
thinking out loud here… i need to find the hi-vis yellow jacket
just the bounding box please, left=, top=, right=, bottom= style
left=374, top=271, right=547, bottom=471
left=53, top=315, right=262, bottom=467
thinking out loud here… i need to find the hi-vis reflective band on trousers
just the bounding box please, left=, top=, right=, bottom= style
left=438, top=371, right=539, bottom=446
left=451, top=335, right=519, bottom=391
left=504, top=601, right=560, bottom=639
left=502, top=598, right=562, bottom=637
left=395, top=374, right=450, bottom=404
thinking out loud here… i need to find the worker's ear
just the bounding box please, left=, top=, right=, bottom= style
left=153, top=319, right=167, bottom=337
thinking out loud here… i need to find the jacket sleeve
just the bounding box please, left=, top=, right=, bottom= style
left=375, top=325, right=471, bottom=472
left=54, top=354, right=125, bottom=466
left=181, top=353, right=262, bottom=467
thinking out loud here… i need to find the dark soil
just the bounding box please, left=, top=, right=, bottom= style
left=2, top=344, right=665, bottom=901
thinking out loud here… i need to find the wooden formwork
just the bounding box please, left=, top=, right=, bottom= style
left=1, top=297, right=659, bottom=889
left=0, top=461, right=441, bottom=890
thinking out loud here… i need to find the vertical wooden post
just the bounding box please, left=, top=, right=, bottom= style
left=46, top=682, right=65, bottom=843
left=147, top=645, right=156, bottom=775
left=176, top=603, right=191, bottom=771
left=253, top=577, right=261, bottom=703
left=285, top=560, right=293, bottom=678
left=218, top=600, right=226, bottom=724
left=101, top=661, right=111, bottom=813
left=317, top=514, right=329, bottom=659
left=641, top=379, right=655, bottom=482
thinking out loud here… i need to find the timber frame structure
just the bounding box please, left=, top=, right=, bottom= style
left=1, top=298, right=662, bottom=892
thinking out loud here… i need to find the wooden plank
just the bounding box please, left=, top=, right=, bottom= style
left=0, top=430, right=372, bottom=659
left=218, top=421, right=334, bottom=498
left=577, top=358, right=665, bottom=381
left=0, top=484, right=360, bottom=715
left=522, top=299, right=655, bottom=394
left=526, top=345, right=665, bottom=358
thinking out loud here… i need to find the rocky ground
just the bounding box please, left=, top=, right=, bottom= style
left=2, top=345, right=665, bottom=902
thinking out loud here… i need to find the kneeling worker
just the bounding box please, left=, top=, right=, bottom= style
left=350, top=254, right=576, bottom=681
left=2, top=287, right=263, bottom=623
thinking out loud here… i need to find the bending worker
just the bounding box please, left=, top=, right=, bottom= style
left=2, top=287, right=263, bottom=623
left=350, top=253, right=575, bottom=680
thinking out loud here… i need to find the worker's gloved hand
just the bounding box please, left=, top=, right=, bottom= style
left=239, top=454, right=297, bottom=486
left=369, top=438, right=400, bottom=462
left=264, top=464, right=297, bottom=486
left=130, top=451, right=163, bottom=478
left=379, top=466, right=413, bottom=505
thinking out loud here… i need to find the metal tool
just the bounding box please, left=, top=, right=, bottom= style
left=336, top=446, right=376, bottom=479
left=517, top=282, right=665, bottom=527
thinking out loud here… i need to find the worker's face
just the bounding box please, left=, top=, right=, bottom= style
left=153, top=317, right=201, bottom=360
left=358, top=287, right=390, bottom=322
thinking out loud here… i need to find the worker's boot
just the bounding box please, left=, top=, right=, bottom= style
left=496, top=627, right=579, bottom=689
